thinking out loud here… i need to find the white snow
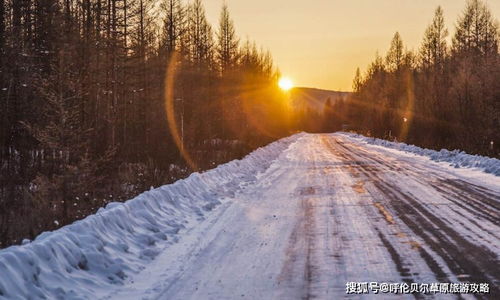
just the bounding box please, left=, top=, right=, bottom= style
left=0, top=134, right=301, bottom=299
left=341, top=132, right=500, bottom=176
left=0, top=132, right=498, bottom=300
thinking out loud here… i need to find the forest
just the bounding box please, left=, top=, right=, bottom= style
left=0, top=0, right=292, bottom=247
left=334, top=0, right=499, bottom=158
left=0, top=0, right=499, bottom=249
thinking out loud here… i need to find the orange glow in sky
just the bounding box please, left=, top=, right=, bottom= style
left=204, top=0, right=500, bottom=91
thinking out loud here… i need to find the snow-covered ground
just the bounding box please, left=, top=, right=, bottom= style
left=343, top=132, right=500, bottom=176
left=0, top=133, right=499, bottom=299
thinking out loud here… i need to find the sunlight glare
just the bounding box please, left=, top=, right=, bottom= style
left=278, top=77, right=294, bottom=91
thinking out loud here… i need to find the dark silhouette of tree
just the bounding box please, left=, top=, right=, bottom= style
left=386, top=32, right=404, bottom=72
left=0, top=0, right=289, bottom=248
left=352, top=67, right=362, bottom=93
left=420, top=6, right=448, bottom=70
left=187, top=0, right=214, bottom=68
left=216, top=3, right=239, bottom=75
left=452, top=0, right=498, bottom=57
left=161, top=0, right=185, bottom=57
left=342, top=0, right=499, bottom=156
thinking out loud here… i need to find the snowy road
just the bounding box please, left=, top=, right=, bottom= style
left=104, top=134, right=500, bottom=299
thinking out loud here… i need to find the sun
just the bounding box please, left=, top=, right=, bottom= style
left=278, top=77, right=294, bottom=91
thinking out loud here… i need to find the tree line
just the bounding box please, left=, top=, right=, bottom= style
left=336, top=0, right=499, bottom=157
left=0, top=0, right=290, bottom=247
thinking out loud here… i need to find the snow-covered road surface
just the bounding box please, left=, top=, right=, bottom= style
left=1, top=133, right=499, bottom=299
left=106, top=133, right=500, bottom=299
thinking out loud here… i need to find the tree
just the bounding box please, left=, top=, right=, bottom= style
left=417, top=7, right=450, bottom=144
left=24, top=50, right=95, bottom=223
left=0, top=0, right=5, bottom=150
left=420, top=6, right=448, bottom=70
left=449, top=0, right=499, bottom=151
left=344, top=0, right=499, bottom=154
left=216, top=3, right=239, bottom=74
left=0, top=0, right=285, bottom=248
left=452, top=0, right=499, bottom=57
left=0, top=0, right=4, bottom=52
left=385, top=32, right=404, bottom=72
left=186, top=0, right=214, bottom=68
left=161, top=0, right=185, bottom=57
left=367, top=52, right=385, bottom=79
left=352, top=67, right=362, bottom=92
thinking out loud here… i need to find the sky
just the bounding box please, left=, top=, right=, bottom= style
left=203, top=0, right=500, bottom=91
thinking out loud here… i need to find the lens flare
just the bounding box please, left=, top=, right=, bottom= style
left=165, top=52, right=197, bottom=171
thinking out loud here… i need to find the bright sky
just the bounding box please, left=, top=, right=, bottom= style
left=203, top=0, right=500, bottom=91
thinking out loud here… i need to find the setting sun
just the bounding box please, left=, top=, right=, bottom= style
left=278, top=77, right=294, bottom=91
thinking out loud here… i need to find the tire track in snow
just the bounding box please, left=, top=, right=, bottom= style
left=279, top=138, right=335, bottom=300
left=97, top=133, right=498, bottom=300
left=330, top=136, right=500, bottom=247
left=325, top=135, right=500, bottom=298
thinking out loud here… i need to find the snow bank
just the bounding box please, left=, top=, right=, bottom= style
left=341, top=132, right=500, bottom=176
left=0, top=134, right=301, bottom=299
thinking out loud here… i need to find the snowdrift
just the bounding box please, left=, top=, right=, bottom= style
left=341, top=132, right=500, bottom=176
left=0, top=134, right=300, bottom=299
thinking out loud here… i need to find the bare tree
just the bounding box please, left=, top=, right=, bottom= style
left=420, top=6, right=448, bottom=70
left=161, top=0, right=185, bottom=57
left=186, top=0, right=213, bottom=68
left=453, top=0, right=498, bottom=57
left=352, top=67, right=362, bottom=92
left=385, top=32, right=404, bottom=72
left=216, top=3, right=239, bottom=75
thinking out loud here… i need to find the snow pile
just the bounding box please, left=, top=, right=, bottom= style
left=341, top=132, right=500, bottom=176
left=0, top=134, right=301, bottom=299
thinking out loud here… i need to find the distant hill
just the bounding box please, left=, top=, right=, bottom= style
left=289, top=87, right=350, bottom=112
